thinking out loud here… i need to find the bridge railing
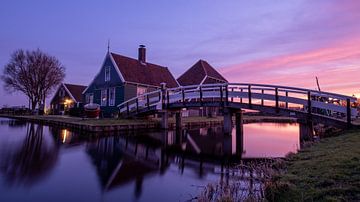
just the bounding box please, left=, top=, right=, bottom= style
left=118, top=82, right=358, bottom=123
left=118, top=89, right=162, bottom=116
left=167, top=83, right=358, bottom=123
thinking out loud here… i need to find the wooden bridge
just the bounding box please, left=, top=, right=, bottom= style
left=118, top=83, right=359, bottom=129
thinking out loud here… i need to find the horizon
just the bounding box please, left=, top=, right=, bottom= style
left=1, top=0, right=360, bottom=107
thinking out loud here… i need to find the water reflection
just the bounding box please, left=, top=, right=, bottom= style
left=0, top=118, right=315, bottom=201
left=0, top=123, right=58, bottom=186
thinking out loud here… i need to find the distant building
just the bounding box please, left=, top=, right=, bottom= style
left=177, top=60, right=228, bottom=117
left=82, top=45, right=178, bottom=117
left=50, top=83, right=87, bottom=115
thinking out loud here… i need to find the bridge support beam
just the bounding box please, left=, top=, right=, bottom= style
left=223, top=108, right=233, bottom=134
left=175, top=111, right=182, bottom=130
left=299, top=121, right=313, bottom=143
left=235, top=111, right=244, bottom=156
left=160, top=111, right=169, bottom=129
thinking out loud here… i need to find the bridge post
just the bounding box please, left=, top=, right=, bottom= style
left=261, top=89, right=264, bottom=106
left=161, top=83, right=167, bottom=109
left=175, top=111, right=182, bottom=130
left=126, top=102, right=130, bottom=116
left=223, top=108, right=232, bottom=134
left=136, top=98, right=139, bottom=113
left=147, top=94, right=150, bottom=110
left=220, top=86, right=224, bottom=106
left=299, top=121, right=313, bottom=143
left=225, top=84, right=229, bottom=106
left=199, top=86, right=203, bottom=105
left=231, top=88, right=234, bottom=102
left=167, top=91, right=170, bottom=108
left=307, top=91, right=312, bottom=115
left=182, top=88, right=185, bottom=106
left=275, top=87, right=279, bottom=113
left=160, top=111, right=169, bottom=129
left=248, top=85, right=252, bottom=108
left=347, top=98, right=352, bottom=127
left=235, top=111, right=244, bottom=156
left=285, top=91, right=289, bottom=109
left=240, top=88, right=243, bottom=103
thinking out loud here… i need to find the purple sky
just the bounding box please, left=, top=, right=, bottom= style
left=1, top=0, right=360, bottom=107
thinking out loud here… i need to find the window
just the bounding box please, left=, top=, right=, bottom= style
left=101, top=89, right=107, bottom=106
left=109, top=87, right=116, bottom=106
left=105, top=66, right=111, bottom=81
left=86, top=93, right=94, bottom=104
left=59, top=88, right=65, bottom=97
left=137, top=86, right=147, bottom=101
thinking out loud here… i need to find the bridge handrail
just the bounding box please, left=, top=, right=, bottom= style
left=117, top=89, right=162, bottom=108
left=227, top=83, right=356, bottom=101
left=168, top=83, right=356, bottom=101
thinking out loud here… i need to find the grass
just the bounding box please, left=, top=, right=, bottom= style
left=266, top=129, right=360, bottom=201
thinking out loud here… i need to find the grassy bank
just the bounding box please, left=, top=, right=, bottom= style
left=267, top=130, right=360, bottom=201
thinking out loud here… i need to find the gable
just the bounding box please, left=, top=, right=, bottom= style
left=50, top=84, right=73, bottom=104
left=83, top=53, right=124, bottom=94
left=177, top=60, right=227, bottom=86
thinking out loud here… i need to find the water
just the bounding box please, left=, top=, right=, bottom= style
left=0, top=118, right=305, bottom=202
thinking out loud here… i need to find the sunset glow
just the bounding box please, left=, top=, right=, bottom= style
left=0, top=0, right=359, bottom=106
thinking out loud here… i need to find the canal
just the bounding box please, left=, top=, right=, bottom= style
left=0, top=118, right=307, bottom=202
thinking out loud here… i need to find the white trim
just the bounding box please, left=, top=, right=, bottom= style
left=62, top=83, right=78, bottom=103
left=105, top=66, right=111, bottom=81
left=101, top=89, right=108, bottom=106
left=199, top=75, right=208, bottom=85
left=109, top=53, right=126, bottom=82
left=49, top=84, right=63, bottom=104
left=109, top=87, right=116, bottom=106
left=82, top=52, right=125, bottom=95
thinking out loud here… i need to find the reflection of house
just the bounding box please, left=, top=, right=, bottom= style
left=86, top=136, right=166, bottom=197
left=82, top=45, right=178, bottom=117
left=50, top=83, right=86, bottom=115
left=177, top=60, right=228, bottom=117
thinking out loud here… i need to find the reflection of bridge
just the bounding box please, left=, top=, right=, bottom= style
left=119, top=83, right=358, bottom=128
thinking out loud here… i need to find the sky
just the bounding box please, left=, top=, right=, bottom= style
left=0, top=0, right=359, bottom=107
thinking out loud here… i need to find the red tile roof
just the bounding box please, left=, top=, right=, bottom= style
left=177, top=60, right=228, bottom=86
left=64, top=83, right=87, bottom=102
left=110, top=52, right=178, bottom=88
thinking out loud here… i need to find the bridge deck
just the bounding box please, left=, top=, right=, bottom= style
left=118, top=83, right=359, bottom=127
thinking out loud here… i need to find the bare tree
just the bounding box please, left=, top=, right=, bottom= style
left=1, top=49, right=65, bottom=110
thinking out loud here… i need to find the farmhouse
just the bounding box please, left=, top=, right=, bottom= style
left=83, top=45, right=178, bottom=117
left=177, top=59, right=228, bottom=117
left=50, top=83, right=87, bottom=115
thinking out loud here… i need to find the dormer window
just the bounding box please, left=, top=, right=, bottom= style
left=105, top=66, right=110, bottom=81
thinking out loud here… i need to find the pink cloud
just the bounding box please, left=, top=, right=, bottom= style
left=220, top=37, right=360, bottom=96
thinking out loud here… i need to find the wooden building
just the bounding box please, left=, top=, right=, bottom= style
left=50, top=83, right=87, bottom=115
left=82, top=45, right=178, bottom=117
left=177, top=60, right=228, bottom=117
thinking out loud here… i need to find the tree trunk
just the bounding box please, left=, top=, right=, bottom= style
left=31, top=100, right=37, bottom=111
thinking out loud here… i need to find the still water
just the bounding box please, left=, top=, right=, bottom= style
left=0, top=118, right=305, bottom=202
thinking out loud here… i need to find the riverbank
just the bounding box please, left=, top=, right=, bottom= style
left=266, top=129, right=360, bottom=201
left=0, top=114, right=297, bottom=132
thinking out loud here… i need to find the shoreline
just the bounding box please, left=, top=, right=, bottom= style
left=266, top=129, right=360, bottom=201
left=0, top=114, right=298, bottom=132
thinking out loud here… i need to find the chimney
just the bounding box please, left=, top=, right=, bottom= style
left=138, top=45, right=146, bottom=64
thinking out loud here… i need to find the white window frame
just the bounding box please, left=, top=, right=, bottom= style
left=86, top=93, right=94, bottom=104
left=101, top=89, right=107, bottom=106
left=105, top=66, right=111, bottom=81
left=109, top=87, right=116, bottom=106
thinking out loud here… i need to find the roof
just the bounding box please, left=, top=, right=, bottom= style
left=177, top=59, right=228, bottom=86
left=110, top=52, right=178, bottom=88
left=63, top=83, right=87, bottom=102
